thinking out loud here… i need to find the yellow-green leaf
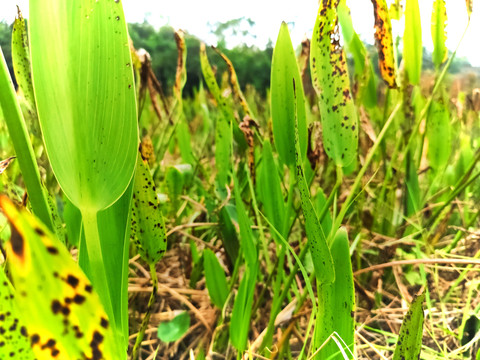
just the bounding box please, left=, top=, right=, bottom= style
left=0, top=196, right=124, bottom=359
left=427, top=100, right=451, bottom=170
left=0, top=268, right=35, bottom=360
left=466, top=0, right=473, bottom=19
left=431, top=0, right=448, bottom=68
left=372, top=0, right=398, bottom=88
left=404, top=0, right=422, bottom=85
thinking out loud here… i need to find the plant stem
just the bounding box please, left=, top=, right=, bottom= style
left=81, top=208, right=115, bottom=332
left=334, top=101, right=403, bottom=231
left=131, top=262, right=158, bottom=360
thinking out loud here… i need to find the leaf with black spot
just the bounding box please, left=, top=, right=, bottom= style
left=371, top=0, right=398, bottom=88
left=310, top=0, right=359, bottom=167
left=393, top=292, right=426, bottom=360
left=0, top=196, right=124, bottom=359
left=0, top=268, right=35, bottom=360
left=130, top=154, right=166, bottom=265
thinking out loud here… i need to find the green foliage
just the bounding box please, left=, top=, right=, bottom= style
left=157, top=312, right=191, bottom=343
left=203, top=248, right=229, bottom=309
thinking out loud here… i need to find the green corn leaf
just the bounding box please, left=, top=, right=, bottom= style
left=405, top=152, right=421, bottom=218
left=338, top=0, right=377, bottom=108
left=371, top=0, right=398, bottom=88
left=431, top=0, right=448, bottom=68
left=427, top=100, right=451, bottom=170
left=314, top=227, right=355, bottom=358
left=404, top=0, right=422, bottom=85
left=314, top=188, right=332, bottom=238
left=393, top=292, right=426, bottom=360
left=203, top=249, right=229, bottom=309
left=131, top=154, right=167, bottom=265
left=271, top=22, right=307, bottom=168
left=218, top=205, right=240, bottom=266
left=230, top=265, right=258, bottom=352
left=200, top=43, right=233, bottom=190
left=233, top=169, right=257, bottom=270
left=1, top=196, right=124, bottom=359
left=97, top=183, right=134, bottom=347
left=331, top=228, right=355, bottom=354
left=0, top=268, right=35, bottom=360
left=310, top=2, right=358, bottom=167
left=257, top=140, right=285, bottom=238
left=293, top=79, right=334, bottom=285
left=157, top=312, right=190, bottom=343
left=29, top=0, right=138, bottom=212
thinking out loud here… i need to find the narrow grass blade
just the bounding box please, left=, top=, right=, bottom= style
left=0, top=47, right=53, bottom=231
left=0, top=197, right=124, bottom=359
left=371, top=0, right=398, bottom=88
left=393, top=292, right=426, bottom=360
left=431, top=0, right=448, bottom=68
left=230, top=265, right=258, bottom=352
left=233, top=170, right=257, bottom=270
left=0, top=268, right=35, bottom=360
left=293, top=79, right=334, bottom=284
left=404, top=0, right=422, bottom=85
left=310, top=1, right=358, bottom=167
left=29, top=0, right=138, bottom=211
left=131, top=154, right=167, bottom=265
left=203, top=248, right=229, bottom=309
left=257, top=140, right=285, bottom=238
left=271, top=22, right=307, bottom=168
left=427, top=100, right=451, bottom=170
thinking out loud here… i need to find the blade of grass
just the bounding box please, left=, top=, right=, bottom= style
left=0, top=47, right=53, bottom=231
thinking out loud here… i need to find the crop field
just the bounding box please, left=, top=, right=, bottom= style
left=0, top=0, right=480, bottom=359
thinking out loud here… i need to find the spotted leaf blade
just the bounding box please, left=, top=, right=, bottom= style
left=131, top=154, right=166, bottom=265
left=0, top=268, right=35, bottom=360
left=393, top=293, right=426, bottom=360
left=310, top=1, right=358, bottom=167
left=11, top=9, right=37, bottom=120
left=404, top=0, right=422, bottom=85
left=0, top=196, right=124, bottom=359
left=371, top=0, right=398, bottom=88
left=293, top=80, right=334, bottom=285
left=431, top=0, right=448, bottom=68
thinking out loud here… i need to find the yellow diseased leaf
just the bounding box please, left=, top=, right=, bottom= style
left=371, top=0, right=398, bottom=88
left=0, top=196, right=124, bottom=359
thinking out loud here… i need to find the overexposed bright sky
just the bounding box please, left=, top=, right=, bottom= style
left=1, top=0, right=479, bottom=66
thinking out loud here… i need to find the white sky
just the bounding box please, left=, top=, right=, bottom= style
left=1, top=0, right=479, bottom=66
